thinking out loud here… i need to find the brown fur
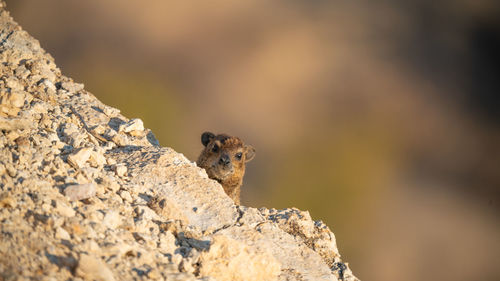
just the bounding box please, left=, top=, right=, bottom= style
left=196, top=132, right=255, bottom=204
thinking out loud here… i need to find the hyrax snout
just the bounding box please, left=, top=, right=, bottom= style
left=197, top=132, right=255, bottom=204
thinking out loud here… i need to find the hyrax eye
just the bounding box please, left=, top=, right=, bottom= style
left=235, top=152, right=242, bottom=160
left=212, top=145, right=219, bottom=153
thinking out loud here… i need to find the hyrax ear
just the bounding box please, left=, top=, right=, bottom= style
left=244, top=145, right=256, bottom=162
left=201, top=132, right=215, bottom=147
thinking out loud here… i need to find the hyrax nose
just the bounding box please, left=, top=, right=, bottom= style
left=219, top=154, right=231, bottom=166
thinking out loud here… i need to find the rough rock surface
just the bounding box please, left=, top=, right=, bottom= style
left=0, top=2, right=358, bottom=281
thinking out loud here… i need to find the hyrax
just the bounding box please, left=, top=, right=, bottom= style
left=197, top=132, right=255, bottom=205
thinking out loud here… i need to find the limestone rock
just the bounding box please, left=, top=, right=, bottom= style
left=0, top=115, right=32, bottom=130
left=119, top=118, right=144, bottom=135
left=114, top=163, right=127, bottom=177
left=76, top=254, right=115, bottom=281
left=67, top=147, right=92, bottom=169
left=148, top=195, right=190, bottom=222
left=89, top=148, right=106, bottom=168
left=55, top=201, right=75, bottom=217
left=199, top=235, right=281, bottom=281
left=118, top=190, right=132, bottom=203
left=55, top=226, right=71, bottom=240
left=102, top=210, right=122, bottom=229
left=267, top=208, right=341, bottom=268
left=0, top=3, right=358, bottom=281
left=0, top=90, right=27, bottom=116
left=61, top=81, right=84, bottom=93
left=64, top=183, right=96, bottom=201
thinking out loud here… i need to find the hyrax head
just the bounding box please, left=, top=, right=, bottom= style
left=198, top=132, right=255, bottom=182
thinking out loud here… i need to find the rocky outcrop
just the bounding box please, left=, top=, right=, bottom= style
left=0, top=2, right=358, bottom=281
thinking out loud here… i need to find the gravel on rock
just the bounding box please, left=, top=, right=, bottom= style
left=0, top=3, right=358, bottom=281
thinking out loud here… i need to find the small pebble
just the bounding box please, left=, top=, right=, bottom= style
left=102, top=210, right=122, bottom=229
left=76, top=254, right=115, bottom=281
left=64, top=183, right=96, bottom=201
left=55, top=202, right=75, bottom=217
left=55, top=227, right=70, bottom=240
left=67, top=147, right=92, bottom=169
left=119, top=118, right=144, bottom=134
left=114, top=164, right=127, bottom=177
left=119, top=190, right=132, bottom=203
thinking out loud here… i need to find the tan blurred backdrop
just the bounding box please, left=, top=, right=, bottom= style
left=6, top=0, right=500, bottom=280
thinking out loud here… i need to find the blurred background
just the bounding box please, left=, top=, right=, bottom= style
left=5, top=0, right=499, bottom=280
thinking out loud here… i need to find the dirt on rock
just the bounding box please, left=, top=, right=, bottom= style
left=0, top=2, right=358, bottom=281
